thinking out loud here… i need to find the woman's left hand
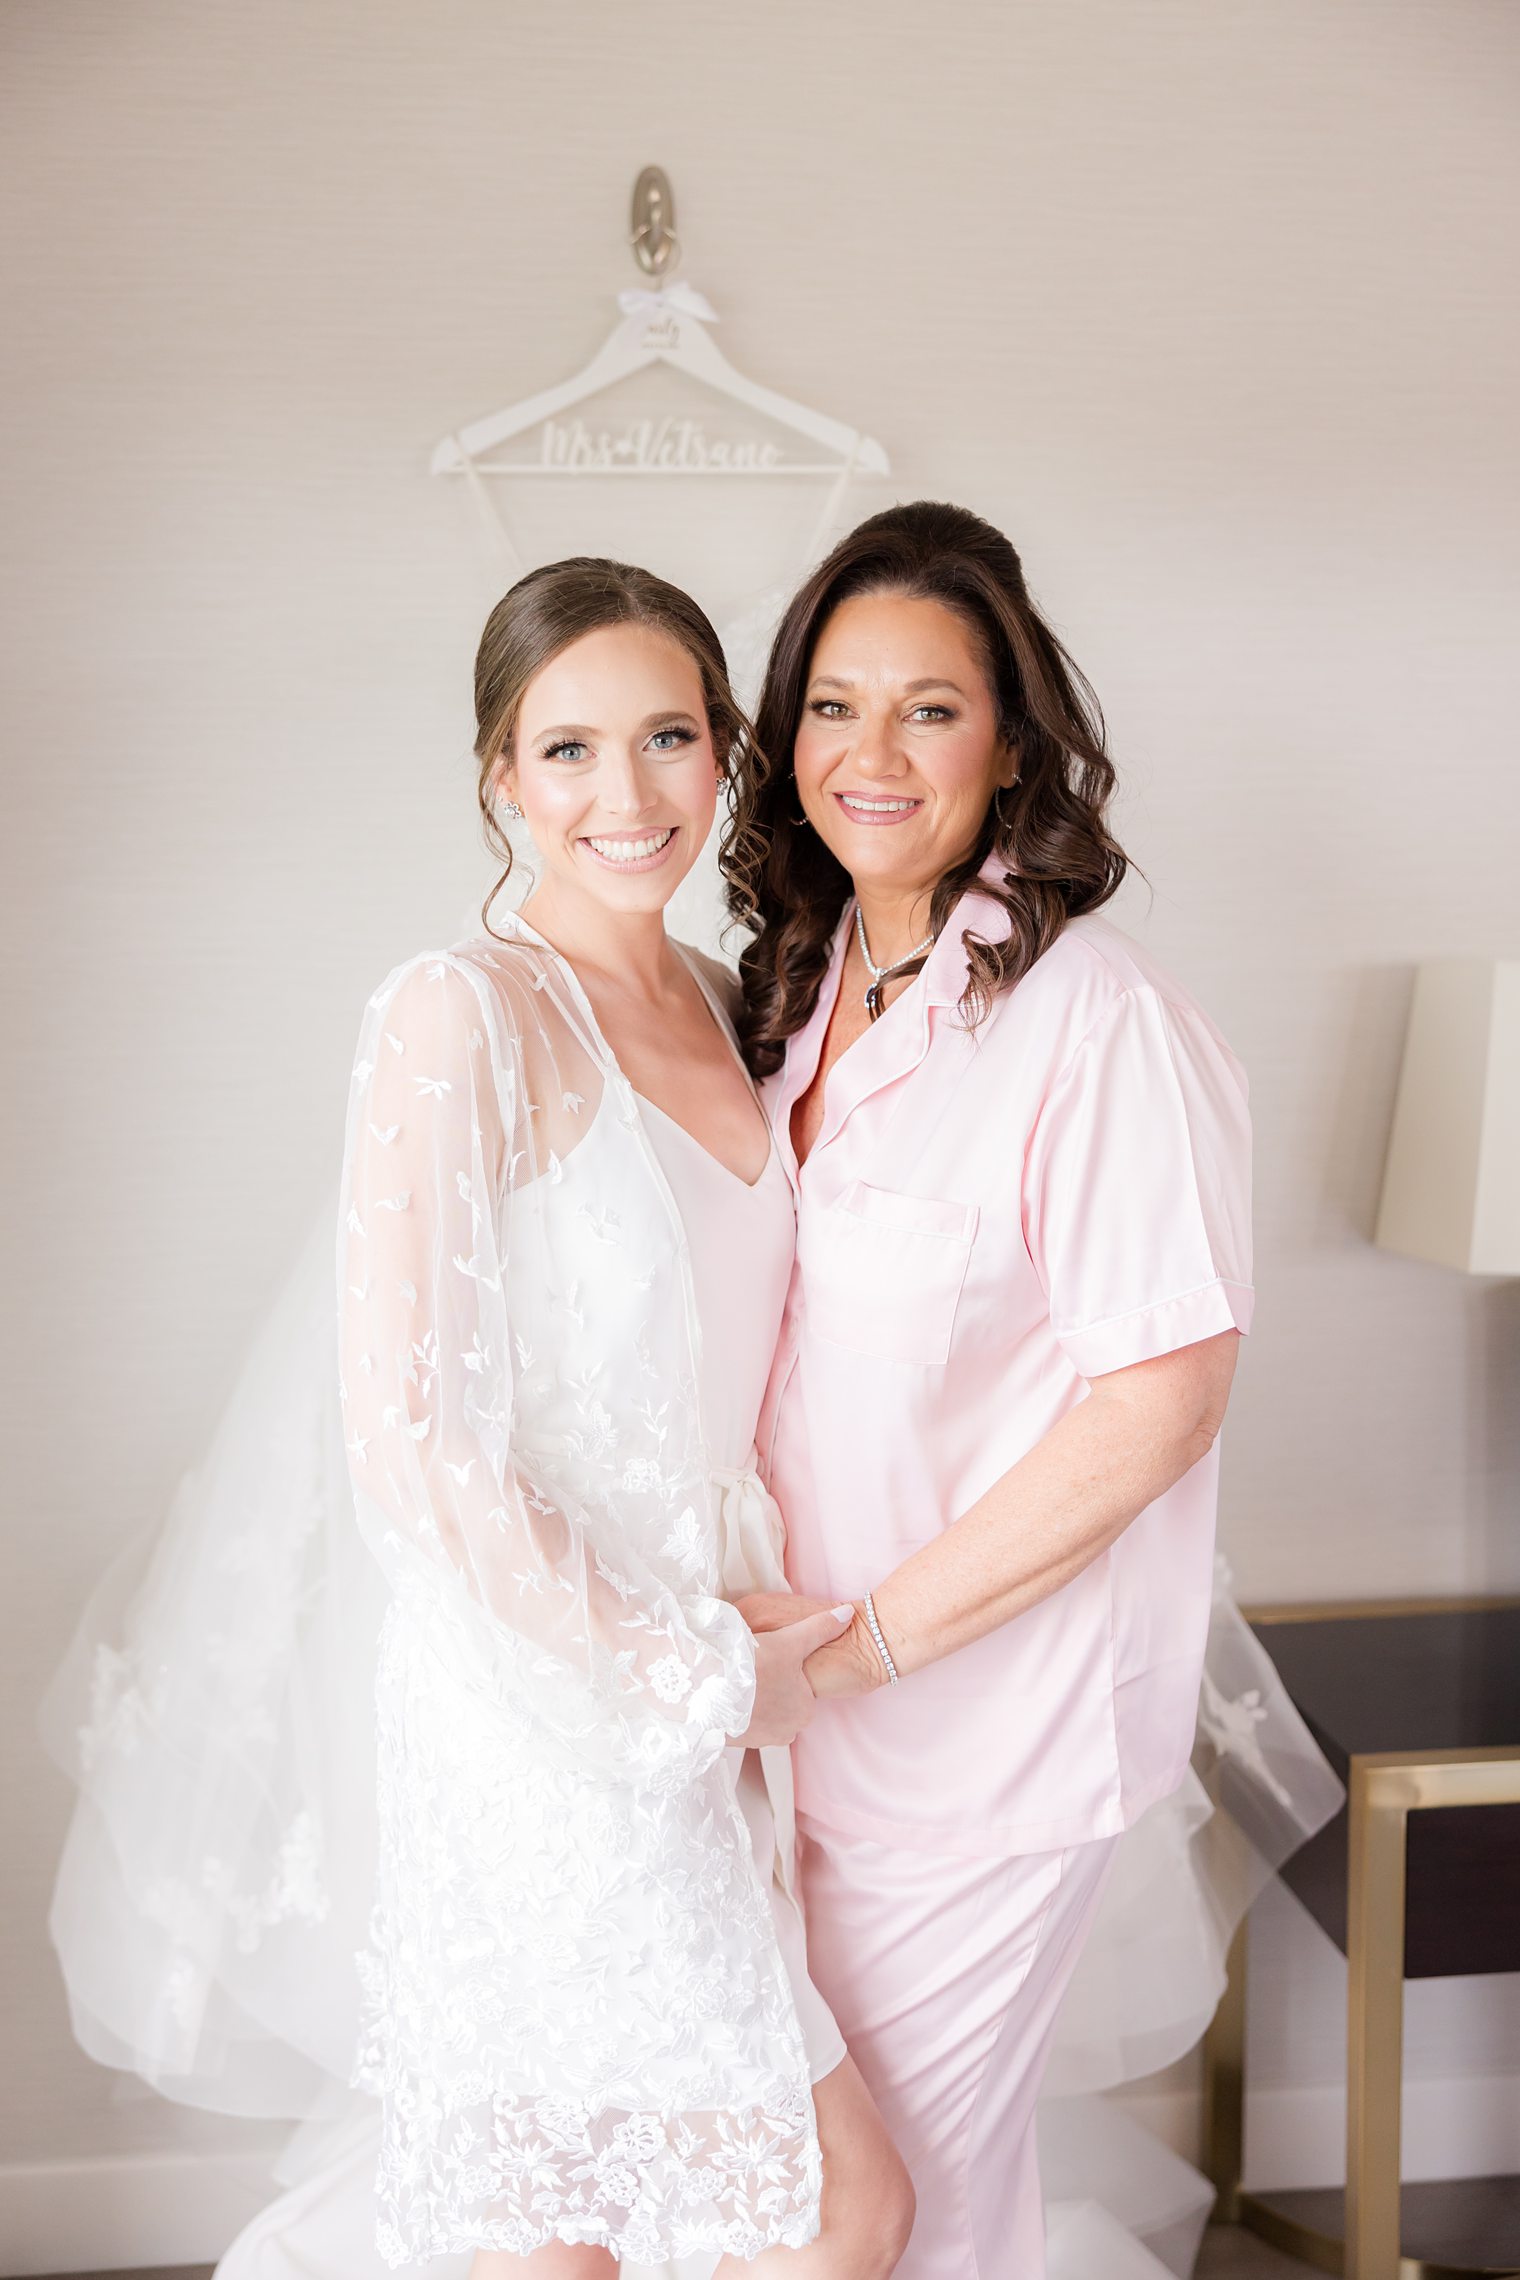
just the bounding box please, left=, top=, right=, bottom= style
left=735, top=1592, right=887, bottom=1698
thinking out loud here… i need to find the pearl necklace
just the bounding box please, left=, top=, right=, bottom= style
left=854, top=905, right=936, bottom=1021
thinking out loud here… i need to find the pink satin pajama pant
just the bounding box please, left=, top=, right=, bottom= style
left=797, top=1817, right=1118, bottom=2280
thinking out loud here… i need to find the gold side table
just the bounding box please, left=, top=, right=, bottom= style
left=1202, top=1599, right=1520, bottom=2280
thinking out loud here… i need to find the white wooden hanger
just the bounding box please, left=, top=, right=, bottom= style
left=432, top=169, right=889, bottom=481
left=431, top=284, right=890, bottom=478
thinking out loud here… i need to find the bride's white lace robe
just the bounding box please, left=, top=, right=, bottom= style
left=336, top=922, right=818, bottom=2266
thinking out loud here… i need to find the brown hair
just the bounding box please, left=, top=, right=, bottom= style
left=722, top=500, right=1129, bottom=1077
left=472, top=556, right=758, bottom=938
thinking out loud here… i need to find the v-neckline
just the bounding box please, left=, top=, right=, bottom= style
left=495, top=907, right=774, bottom=1192
left=635, top=1087, right=777, bottom=1194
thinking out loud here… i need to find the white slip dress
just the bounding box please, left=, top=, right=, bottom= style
left=634, top=1087, right=847, bottom=2089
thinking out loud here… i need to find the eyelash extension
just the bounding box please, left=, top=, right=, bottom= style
left=648, top=723, right=698, bottom=749
left=541, top=738, right=589, bottom=762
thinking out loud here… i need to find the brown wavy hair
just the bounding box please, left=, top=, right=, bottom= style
left=723, top=500, right=1129, bottom=1077
left=472, top=556, right=760, bottom=940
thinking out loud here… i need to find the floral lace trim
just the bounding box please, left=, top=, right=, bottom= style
left=353, top=2075, right=821, bottom=2267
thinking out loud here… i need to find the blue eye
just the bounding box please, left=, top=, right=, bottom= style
left=649, top=724, right=697, bottom=752
left=543, top=739, right=588, bottom=762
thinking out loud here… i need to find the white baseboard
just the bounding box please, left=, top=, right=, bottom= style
left=0, top=2145, right=283, bottom=2277
left=1108, top=2072, right=1520, bottom=2191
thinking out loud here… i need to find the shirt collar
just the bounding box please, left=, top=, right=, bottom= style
left=920, top=850, right=1015, bottom=1011
left=766, top=849, right=1014, bottom=1118
left=770, top=901, right=852, bottom=1111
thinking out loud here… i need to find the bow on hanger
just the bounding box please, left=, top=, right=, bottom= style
left=616, top=282, right=719, bottom=324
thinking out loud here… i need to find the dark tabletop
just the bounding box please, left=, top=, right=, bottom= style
left=1250, top=1605, right=1520, bottom=1773
left=1248, top=1605, right=1520, bottom=1976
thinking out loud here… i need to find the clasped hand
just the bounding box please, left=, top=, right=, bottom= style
left=731, top=1591, right=888, bottom=1749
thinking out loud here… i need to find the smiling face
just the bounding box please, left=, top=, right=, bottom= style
left=794, top=589, right=1018, bottom=905
left=497, top=620, right=721, bottom=919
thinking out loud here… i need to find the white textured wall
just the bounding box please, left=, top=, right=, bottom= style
left=6, top=0, right=1519, bottom=2251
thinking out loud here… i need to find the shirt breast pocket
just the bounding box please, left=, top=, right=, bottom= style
left=803, top=1180, right=980, bottom=1365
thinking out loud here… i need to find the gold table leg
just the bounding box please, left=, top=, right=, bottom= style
left=1203, top=1914, right=1248, bottom=2225
left=1347, top=1759, right=1410, bottom=2280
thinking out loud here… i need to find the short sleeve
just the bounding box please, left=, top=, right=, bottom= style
left=1021, top=984, right=1254, bottom=1379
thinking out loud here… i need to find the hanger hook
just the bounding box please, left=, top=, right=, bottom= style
left=630, top=165, right=680, bottom=280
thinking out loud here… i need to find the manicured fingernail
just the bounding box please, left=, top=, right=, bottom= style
left=832, top=1604, right=854, bottom=1621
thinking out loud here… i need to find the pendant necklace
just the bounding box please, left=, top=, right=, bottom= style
left=854, top=904, right=936, bottom=1021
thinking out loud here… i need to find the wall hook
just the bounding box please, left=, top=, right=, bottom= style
left=630, top=165, right=679, bottom=279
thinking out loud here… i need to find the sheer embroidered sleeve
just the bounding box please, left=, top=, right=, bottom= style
left=337, top=951, right=756, bottom=1790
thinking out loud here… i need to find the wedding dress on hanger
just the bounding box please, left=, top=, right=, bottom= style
left=39, top=480, right=1341, bottom=2280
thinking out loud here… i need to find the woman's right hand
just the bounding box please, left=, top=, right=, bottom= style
left=733, top=1604, right=855, bottom=1748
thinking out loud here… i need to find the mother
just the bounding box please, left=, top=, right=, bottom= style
left=727, top=501, right=1253, bottom=2280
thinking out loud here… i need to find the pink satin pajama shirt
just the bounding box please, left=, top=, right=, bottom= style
left=758, top=874, right=1254, bottom=1857
left=754, top=866, right=1253, bottom=2280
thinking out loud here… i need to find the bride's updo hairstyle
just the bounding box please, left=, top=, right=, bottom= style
left=472, top=555, right=761, bottom=939
left=723, top=501, right=1129, bottom=1079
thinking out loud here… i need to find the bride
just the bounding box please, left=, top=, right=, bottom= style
left=58, top=556, right=916, bottom=2277
left=40, top=563, right=1338, bottom=2280
left=341, top=554, right=923, bottom=2273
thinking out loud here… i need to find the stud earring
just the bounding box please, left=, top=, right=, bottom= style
left=500, top=797, right=523, bottom=821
